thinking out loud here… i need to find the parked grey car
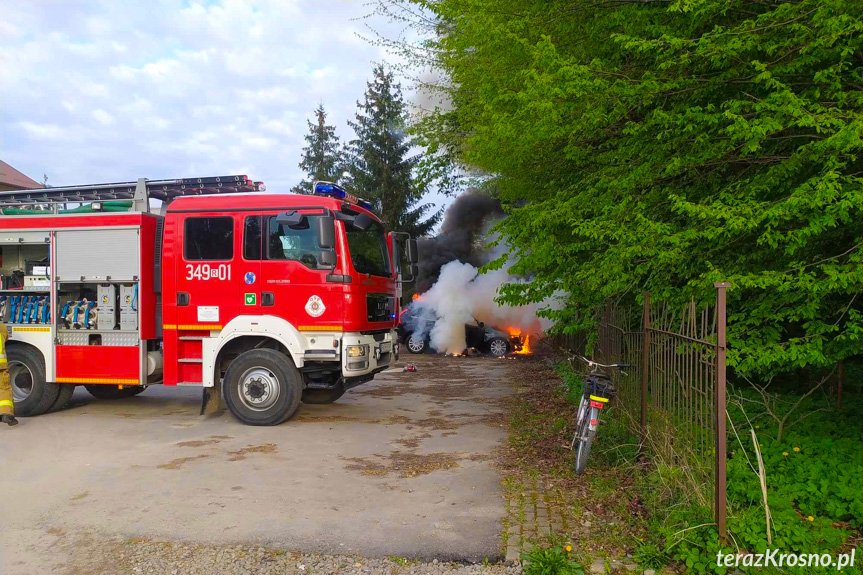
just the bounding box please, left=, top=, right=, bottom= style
left=397, top=304, right=523, bottom=357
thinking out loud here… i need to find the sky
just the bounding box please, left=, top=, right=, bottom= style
left=0, top=0, right=451, bottom=218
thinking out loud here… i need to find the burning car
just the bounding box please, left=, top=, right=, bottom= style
left=397, top=304, right=524, bottom=357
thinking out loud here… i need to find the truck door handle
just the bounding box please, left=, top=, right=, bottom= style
left=262, top=292, right=275, bottom=307
left=177, top=292, right=190, bottom=306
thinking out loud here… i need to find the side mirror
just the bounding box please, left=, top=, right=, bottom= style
left=407, top=239, right=418, bottom=263
left=389, top=232, right=418, bottom=284
left=277, top=211, right=305, bottom=227
left=319, top=250, right=336, bottom=268
left=316, top=215, right=336, bottom=249
left=352, top=212, right=373, bottom=231
left=387, top=232, right=402, bottom=276
left=389, top=233, right=402, bottom=274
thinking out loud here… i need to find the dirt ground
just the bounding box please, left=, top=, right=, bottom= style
left=0, top=352, right=525, bottom=574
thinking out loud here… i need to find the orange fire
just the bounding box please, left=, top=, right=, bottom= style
left=412, top=293, right=421, bottom=301
left=506, top=327, right=532, bottom=354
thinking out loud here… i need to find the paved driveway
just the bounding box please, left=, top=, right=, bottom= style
left=0, top=353, right=515, bottom=573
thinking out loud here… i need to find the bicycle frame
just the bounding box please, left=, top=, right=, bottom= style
left=570, top=356, right=628, bottom=473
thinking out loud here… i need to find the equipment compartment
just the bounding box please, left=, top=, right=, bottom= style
left=55, top=229, right=139, bottom=281
left=55, top=281, right=140, bottom=346
left=0, top=241, right=52, bottom=324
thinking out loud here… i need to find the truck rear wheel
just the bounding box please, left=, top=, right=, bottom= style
left=8, top=345, right=58, bottom=417
left=84, top=385, right=145, bottom=400
left=302, top=385, right=345, bottom=404
left=48, top=384, right=76, bottom=412
left=223, top=349, right=302, bottom=426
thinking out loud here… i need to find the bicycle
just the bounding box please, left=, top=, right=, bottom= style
left=569, top=356, right=630, bottom=474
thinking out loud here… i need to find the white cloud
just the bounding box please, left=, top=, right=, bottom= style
left=91, top=109, right=115, bottom=125
left=17, top=122, right=67, bottom=140
left=108, top=64, right=137, bottom=82
left=0, top=0, right=448, bottom=219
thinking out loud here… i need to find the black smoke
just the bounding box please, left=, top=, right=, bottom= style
left=416, top=189, right=504, bottom=292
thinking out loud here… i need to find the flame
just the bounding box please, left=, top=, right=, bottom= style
left=412, top=293, right=421, bottom=301
left=506, top=327, right=532, bottom=354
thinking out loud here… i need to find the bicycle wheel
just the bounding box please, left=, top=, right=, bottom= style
left=570, top=397, right=589, bottom=450
left=574, top=407, right=598, bottom=474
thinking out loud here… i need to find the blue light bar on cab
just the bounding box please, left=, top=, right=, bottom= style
left=314, top=181, right=373, bottom=211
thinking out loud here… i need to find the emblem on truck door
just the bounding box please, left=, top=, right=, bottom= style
left=305, top=295, right=325, bottom=317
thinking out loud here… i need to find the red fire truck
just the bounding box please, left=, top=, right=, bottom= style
left=0, top=176, right=417, bottom=425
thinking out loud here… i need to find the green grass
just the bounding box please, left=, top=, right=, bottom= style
left=521, top=545, right=585, bottom=575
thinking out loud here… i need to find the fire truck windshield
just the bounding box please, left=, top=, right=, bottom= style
left=345, top=221, right=391, bottom=277
left=266, top=215, right=332, bottom=269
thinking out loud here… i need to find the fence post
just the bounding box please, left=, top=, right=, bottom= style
left=640, top=293, right=651, bottom=456
left=714, top=282, right=729, bottom=542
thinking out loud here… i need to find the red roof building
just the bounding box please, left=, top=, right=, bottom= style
left=0, top=159, right=43, bottom=191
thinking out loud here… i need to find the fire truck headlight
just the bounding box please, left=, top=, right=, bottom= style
left=346, top=344, right=369, bottom=371
left=347, top=345, right=367, bottom=358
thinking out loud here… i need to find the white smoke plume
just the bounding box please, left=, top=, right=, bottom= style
left=411, top=260, right=556, bottom=354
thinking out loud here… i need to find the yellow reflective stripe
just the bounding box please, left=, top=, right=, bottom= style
left=0, top=400, right=13, bottom=407
left=163, top=325, right=222, bottom=331
left=297, top=326, right=344, bottom=332
left=589, top=395, right=609, bottom=403
left=12, top=327, right=51, bottom=332
left=56, top=377, right=139, bottom=384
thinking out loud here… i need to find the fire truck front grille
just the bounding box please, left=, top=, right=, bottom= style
left=366, top=294, right=395, bottom=323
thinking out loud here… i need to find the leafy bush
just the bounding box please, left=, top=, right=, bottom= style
left=521, top=545, right=585, bottom=575
left=727, top=391, right=863, bottom=529
left=658, top=392, right=863, bottom=573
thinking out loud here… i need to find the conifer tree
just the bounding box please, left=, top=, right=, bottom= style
left=292, top=104, right=343, bottom=194
left=346, top=65, right=441, bottom=236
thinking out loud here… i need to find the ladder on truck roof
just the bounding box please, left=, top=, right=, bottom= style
left=0, top=175, right=265, bottom=213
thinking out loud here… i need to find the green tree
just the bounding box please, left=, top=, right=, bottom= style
left=384, top=0, right=863, bottom=376
left=346, top=65, right=442, bottom=236
left=292, top=104, right=343, bottom=194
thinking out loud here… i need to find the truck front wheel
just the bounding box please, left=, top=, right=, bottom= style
left=223, top=349, right=302, bottom=426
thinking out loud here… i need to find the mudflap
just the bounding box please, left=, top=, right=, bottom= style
left=200, top=385, right=222, bottom=416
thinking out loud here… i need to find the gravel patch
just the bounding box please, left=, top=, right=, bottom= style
left=59, top=531, right=523, bottom=575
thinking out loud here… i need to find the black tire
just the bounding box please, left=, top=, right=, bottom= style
left=406, top=334, right=427, bottom=354
left=223, top=349, right=302, bottom=426
left=8, top=344, right=58, bottom=417
left=574, top=409, right=597, bottom=474
left=84, top=385, right=146, bottom=400
left=487, top=337, right=510, bottom=358
left=47, top=384, right=76, bottom=412
left=302, top=385, right=345, bottom=404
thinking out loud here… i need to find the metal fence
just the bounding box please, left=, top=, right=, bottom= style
left=552, top=283, right=728, bottom=538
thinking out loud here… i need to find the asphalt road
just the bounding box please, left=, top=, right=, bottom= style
left=0, top=352, right=516, bottom=574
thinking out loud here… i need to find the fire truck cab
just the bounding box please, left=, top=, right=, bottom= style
left=0, top=176, right=417, bottom=425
